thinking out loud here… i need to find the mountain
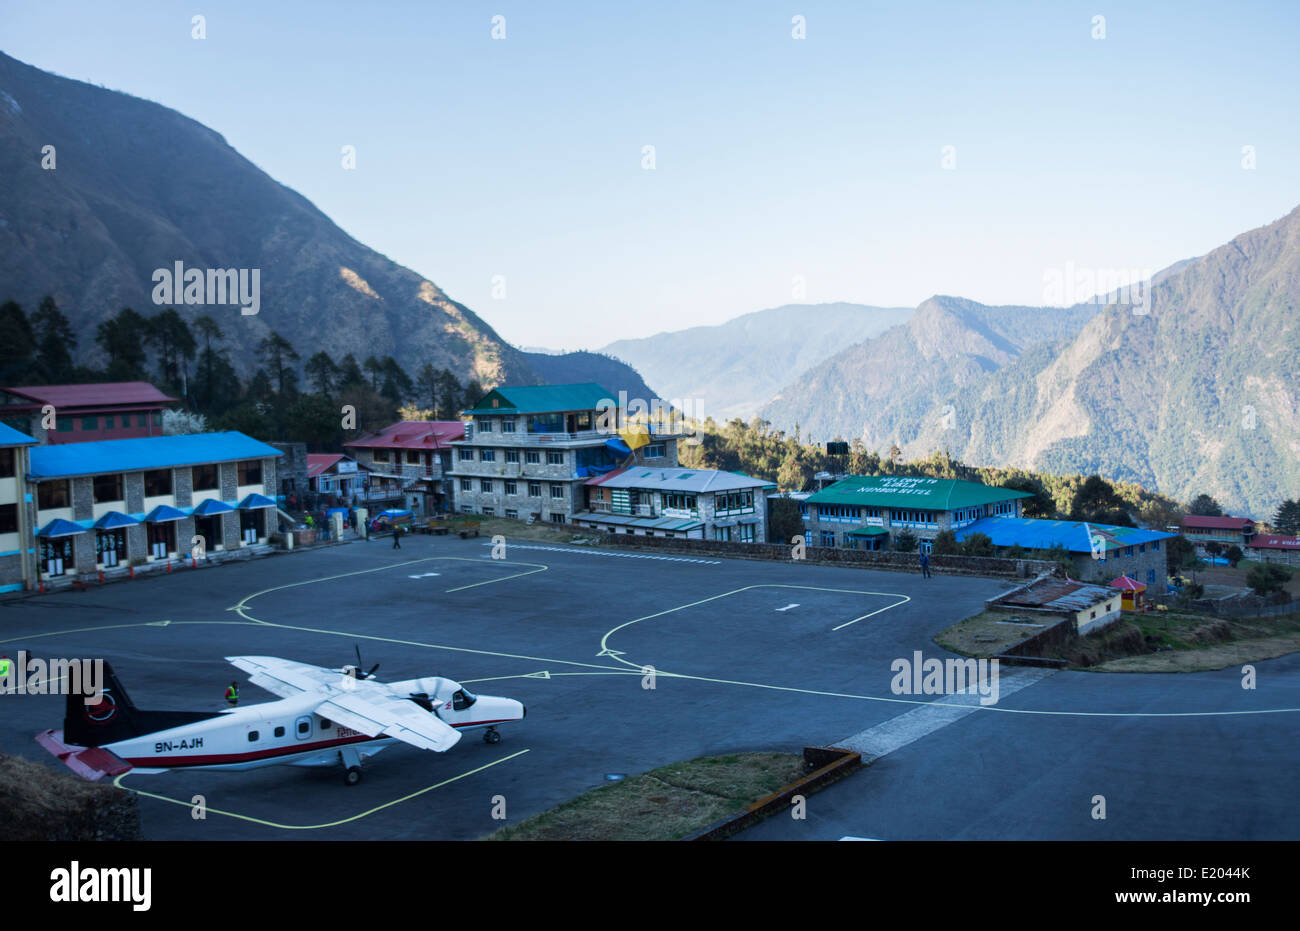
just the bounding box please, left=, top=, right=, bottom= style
left=765, top=207, right=1300, bottom=516
left=0, top=51, right=534, bottom=386
left=761, top=296, right=1100, bottom=443
left=518, top=349, right=658, bottom=402
left=600, top=302, right=911, bottom=421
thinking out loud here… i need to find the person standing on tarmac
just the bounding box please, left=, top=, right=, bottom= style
left=392, top=523, right=402, bottom=550
left=225, top=681, right=239, bottom=706
left=919, top=549, right=932, bottom=579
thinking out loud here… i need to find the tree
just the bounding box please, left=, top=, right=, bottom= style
left=94, top=308, right=150, bottom=380
left=777, top=452, right=811, bottom=491
left=163, top=409, right=209, bottom=435
left=1204, top=541, right=1223, bottom=559
left=1187, top=494, right=1224, bottom=517
left=1246, top=563, right=1291, bottom=597
left=362, top=355, right=384, bottom=391
left=305, top=351, right=341, bottom=396
left=434, top=368, right=463, bottom=419
left=415, top=363, right=439, bottom=412
left=257, top=332, right=300, bottom=396
left=0, top=301, right=36, bottom=384
left=1069, top=474, right=1131, bottom=525
left=337, top=353, right=366, bottom=388
left=768, top=497, right=804, bottom=547
left=1224, top=545, right=1244, bottom=568
left=1271, top=500, right=1300, bottom=536
left=284, top=393, right=344, bottom=449
left=1165, top=535, right=1195, bottom=575
left=1003, top=476, right=1055, bottom=518
left=931, top=530, right=960, bottom=555
left=379, top=356, right=412, bottom=407
left=892, top=530, right=918, bottom=553
left=147, top=308, right=196, bottom=391
left=31, top=295, right=77, bottom=382
left=961, top=532, right=995, bottom=557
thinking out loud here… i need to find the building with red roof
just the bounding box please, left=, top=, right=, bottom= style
left=344, top=421, right=464, bottom=514
left=1180, top=514, right=1255, bottom=552
left=1248, top=534, right=1300, bottom=567
left=0, top=382, right=177, bottom=445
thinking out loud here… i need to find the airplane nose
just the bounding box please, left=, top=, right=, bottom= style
left=521, top=704, right=527, bottom=719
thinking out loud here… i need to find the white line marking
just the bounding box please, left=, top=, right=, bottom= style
left=775, top=603, right=800, bottom=612
left=483, top=542, right=721, bottom=565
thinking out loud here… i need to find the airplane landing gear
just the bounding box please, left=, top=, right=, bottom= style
left=483, top=727, right=501, bottom=745
left=344, top=766, right=363, bottom=786
left=340, top=746, right=364, bottom=786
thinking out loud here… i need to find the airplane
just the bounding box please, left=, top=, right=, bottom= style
left=36, top=649, right=526, bottom=786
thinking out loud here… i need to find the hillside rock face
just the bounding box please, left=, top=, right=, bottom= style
left=0, top=51, right=532, bottom=384
left=763, top=208, right=1300, bottom=515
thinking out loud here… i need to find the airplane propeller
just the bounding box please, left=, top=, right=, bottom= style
left=352, top=644, right=380, bottom=679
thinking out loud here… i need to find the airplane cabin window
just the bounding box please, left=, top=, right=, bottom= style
left=452, top=688, right=478, bottom=711
left=320, top=719, right=332, bottom=729
left=248, top=731, right=259, bottom=742
left=297, top=720, right=310, bottom=734
left=274, top=726, right=285, bottom=737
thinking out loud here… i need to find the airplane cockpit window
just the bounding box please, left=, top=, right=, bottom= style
left=451, top=688, right=477, bottom=711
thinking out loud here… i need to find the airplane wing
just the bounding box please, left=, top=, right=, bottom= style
left=226, top=655, right=341, bottom=698
left=318, top=688, right=462, bottom=752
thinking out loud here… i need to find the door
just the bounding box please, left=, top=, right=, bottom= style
left=147, top=522, right=175, bottom=559
left=294, top=715, right=313, bottom=741
left=96, top=529, right=124, bottom=567
left=41, top=538, right=72, bottom=576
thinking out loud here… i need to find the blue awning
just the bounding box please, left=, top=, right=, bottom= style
left=145, top=504, right=187, bottom=523
left=93, top=511, right=139, bottom=529
left=38, top=518, right=87, bottom=537
left=192, top=498, right=235, bottom=516
left=238, top=493, right=276, bottom=509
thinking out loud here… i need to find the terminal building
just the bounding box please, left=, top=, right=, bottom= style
left=449, top=383, right=680, bottom=524
left=801, top=476, right=1032, bottom=551
left=23, top=432, right=282, bottom=588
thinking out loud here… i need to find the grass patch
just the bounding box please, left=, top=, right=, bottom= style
left=934, top=610, right=1050, bottom=658
left=1092, top=610, right=1300, bottom=672
left=485, top=752, right=805, bottom=841
left=0, top=753, right=141, bottom=840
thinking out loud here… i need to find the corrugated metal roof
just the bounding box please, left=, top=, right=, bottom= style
left=0, top=422, right=37, bottom=446
left=463, top=383, right=614, bottom=415
left=1182, top=515, right=1254, bottom=530
left=808, top=475, right=1032, bottom=510
left=344, top=421, right=464, bottom=451
left=28, top=431, right=282, bottom=479
left=995, top=578, right=1117, bottom=611
left=1250, top=535, right=1300, bottom=550
left=5, top=381, right=177, bottom=408
left=592, top=468, right=772, bottom=493
left=957, top=516, right=1175, bottom=553
left=306, top=453, right=347, bottom=477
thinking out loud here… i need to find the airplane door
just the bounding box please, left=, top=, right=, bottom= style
left=294, top=715, right=313, bottom=741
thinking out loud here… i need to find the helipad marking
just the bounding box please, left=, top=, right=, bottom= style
left=775, top=603, right=800, bottom=612
left=113, top=748, right=530, bottom=830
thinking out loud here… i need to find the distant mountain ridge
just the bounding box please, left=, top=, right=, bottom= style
left=600, top=302, right=911, bottom=421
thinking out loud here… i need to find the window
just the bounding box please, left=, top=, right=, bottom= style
left=458, top=448, right=473, bottom=461
left=38, top=480, right=70, bottom=509
left=0, top=448, right=13, bottom=478
left=546, top=451, right=564, bottom=465
left=480, top=479, right=493, bottom=493
left=1152, top=540, right=1161, bottom=551
left=481, top=449, right=496, bottom=462
left=505, top=481, right=517, bottom=495
left=136, top=413, right=147, bottom=427
left=407, top=451, right=420, bottom=464
left=93, top=474, right=123, bottom=503
left=152, top=412, right=163, bottom=427
left=274, top=726, right=286, bottom=738
left=715, top=525, right=732, bottom=541
left=460, top=505, right=474, bottom=514
left=192, top=464, right=218, bottom=491
left=57, top=418, right=73, bottom=433
left=550, top=483, right=564, bottom=498
left=1147, top=569, right=1156, bottom=585
left=373, top=449, right=390, bottom=462
left=476, top=417, right=495, bottom=432
left=820, top=530, right=835, bottom=547
left=0, top=503, right=16, bottom=535
left=528, top=482, right=541, bottom=497
left=525, top=451, right=540, bottom=464
left=644, top=444, right=665, bottom=458
left=237, top=460, right=262, bottom=485
left=461, top=478, right=473, bottom=492
left=248, top=731, right=260, bottom=742
left=1124, top=546, right=1134, bottom=557
left=144, top=469, right=172, bottom=497
left=664, top=493, right=698, bottom=512
left=81, top=416, right=98, bottom=430
left=505, top=508, right=518, bottom=519
left=502, top=420, right=516, bottom=433
left=482, top=506, right=495, bottom=516
left=103, top=415, right=115, bottom=430
left=297, top=720, right=310, bottom=735
left=320, top=719, right=332, bottom=730
left=737, top=524, right=755, bottom=543
left=549, top=513, right=566, bottom=524
left=505, top=450, right=519, bottom=463
left=451, top=688, right=477, bottom=711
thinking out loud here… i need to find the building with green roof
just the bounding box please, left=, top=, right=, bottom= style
left=801, top=475, right=1032, bottom=551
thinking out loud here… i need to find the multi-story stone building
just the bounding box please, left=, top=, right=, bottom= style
left=0, top=381, right=176, bottom=444
left=574, top=467, right=775, bottom=540
left=803, top=475, right=1032, bottom=551
left=0, top=423, right=38, bottom=593
left=25, top=432, right=282, bottom=586
left=450, top=383, right=680, bottom=524
left=957, top=515, right=1174, bottom=586
left=344, top=420, right=464, bottom=514
left=1180, top=514, right=1256, bottom=554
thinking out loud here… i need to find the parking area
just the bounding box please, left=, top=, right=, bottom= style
left=2, top=533, right=1297, bottom=840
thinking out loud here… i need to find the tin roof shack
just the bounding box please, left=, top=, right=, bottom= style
left=990, top=577, right=1123, bottom=637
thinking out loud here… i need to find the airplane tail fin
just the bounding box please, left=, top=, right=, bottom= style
left=61, top=661, right=214, bottom=748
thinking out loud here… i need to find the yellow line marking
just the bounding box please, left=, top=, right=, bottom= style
left=112, top=748, right=530, bottom=830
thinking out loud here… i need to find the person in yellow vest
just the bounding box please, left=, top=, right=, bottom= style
left=0, top=655, right=11, bottom=678
left=225, top=681, right=239, bottom=706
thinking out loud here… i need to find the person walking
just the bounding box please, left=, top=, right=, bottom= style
left=392, top=524, right=402, bottom=550
left=919, top=549, right=931, bottom=579
left=225, top=681, right=239, bottom=706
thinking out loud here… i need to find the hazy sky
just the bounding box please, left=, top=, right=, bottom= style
left=3, top=0, right=1298, bottom=349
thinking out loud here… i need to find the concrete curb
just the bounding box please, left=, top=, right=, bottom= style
left=681, top=746, right=865, bottom=841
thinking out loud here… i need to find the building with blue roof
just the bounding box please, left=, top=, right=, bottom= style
left=956, top=515, right=1175, bottom=586
left=22, top=431, right=284, bottom=588
left=0, top=424, right=39, bottom=593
